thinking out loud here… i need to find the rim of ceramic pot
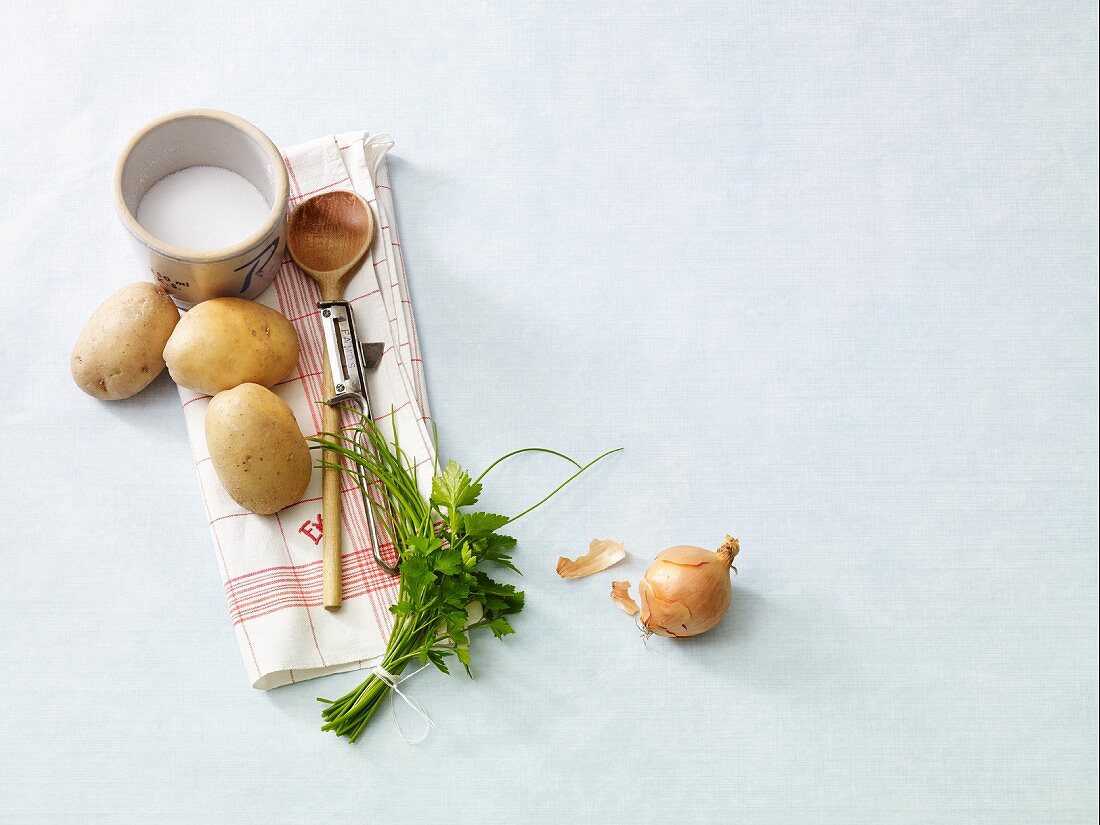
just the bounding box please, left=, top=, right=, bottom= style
left=113, top=108, right=289, bottom=263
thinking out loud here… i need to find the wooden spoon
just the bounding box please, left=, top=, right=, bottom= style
left=287, top=190, right=375, bottom=611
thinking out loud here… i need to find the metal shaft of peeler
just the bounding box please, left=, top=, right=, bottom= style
left=361, top=483, right=384, bottom=572
left=349, top=406, right=399, bottom=575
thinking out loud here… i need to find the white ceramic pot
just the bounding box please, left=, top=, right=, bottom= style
left=114, top=109, right=289, bottom=308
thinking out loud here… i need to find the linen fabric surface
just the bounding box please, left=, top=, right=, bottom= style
left=1, top=3, right=1095, bottom=824
left=177, top=132, right=433, bottom=689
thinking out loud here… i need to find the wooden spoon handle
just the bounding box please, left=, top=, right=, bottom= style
left=321, top=354, right=343, bottom=611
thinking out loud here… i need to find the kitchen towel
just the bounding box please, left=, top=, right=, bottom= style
left=177, top=133, right=434, bottom=689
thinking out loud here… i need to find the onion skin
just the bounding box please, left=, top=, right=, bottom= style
left=639, top=537, right=740, bottom=638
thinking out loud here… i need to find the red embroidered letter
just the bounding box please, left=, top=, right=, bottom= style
left=298, top=514, right=323, bottom=545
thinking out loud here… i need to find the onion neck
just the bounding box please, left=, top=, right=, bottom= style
left=717, top=535, right=740, bottom=567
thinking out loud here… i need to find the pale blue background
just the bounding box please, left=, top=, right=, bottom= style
left=0, top=3, right=1096, bottom=823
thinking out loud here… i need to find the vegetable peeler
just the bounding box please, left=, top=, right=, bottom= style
left=317, top=299, right=397, bottom=574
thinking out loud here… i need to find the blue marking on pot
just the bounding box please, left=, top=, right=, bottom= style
left=235, top=236, right=281, bottom=293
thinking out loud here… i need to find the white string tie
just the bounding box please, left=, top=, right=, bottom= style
left=372, top=662, right=435, bottom=745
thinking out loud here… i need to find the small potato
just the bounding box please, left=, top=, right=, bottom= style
left=205, top=383, right=312, bottom=515
left=164, top=297, right=299, bottom=395
left=71, top=282, right=181, bottom=400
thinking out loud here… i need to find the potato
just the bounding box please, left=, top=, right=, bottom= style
left=164, top=297, right=299, bottom=395
left=205, top=383, right=312, bottom=515
left=71, top=282, right=181, bottom=400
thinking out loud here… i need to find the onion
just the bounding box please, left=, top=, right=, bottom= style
left=639, top=536, right=740, bottom=638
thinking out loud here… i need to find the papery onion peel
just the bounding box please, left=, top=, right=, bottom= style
left=556, top=538, right=626, bottom=579
left=610, top=580, right=638, bottom=615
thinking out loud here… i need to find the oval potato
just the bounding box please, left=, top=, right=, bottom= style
left=71, top=282, right=181, bottom=400
left=205, top=383, right=312, bottom=515
left=164, top=297, right=299, bottom=395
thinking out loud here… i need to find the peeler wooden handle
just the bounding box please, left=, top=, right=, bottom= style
left=321, top=354, right=343, bottom=611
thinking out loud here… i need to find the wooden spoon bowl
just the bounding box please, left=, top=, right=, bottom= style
left=287, top=191, right=375, bottom=296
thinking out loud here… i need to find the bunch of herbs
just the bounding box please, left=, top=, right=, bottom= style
left=311, top=417, right=618, bottom=743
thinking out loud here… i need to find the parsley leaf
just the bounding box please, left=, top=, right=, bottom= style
left=462, top=511, right=510, bottom=536
left=431, top=460, right=482, bottom=511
